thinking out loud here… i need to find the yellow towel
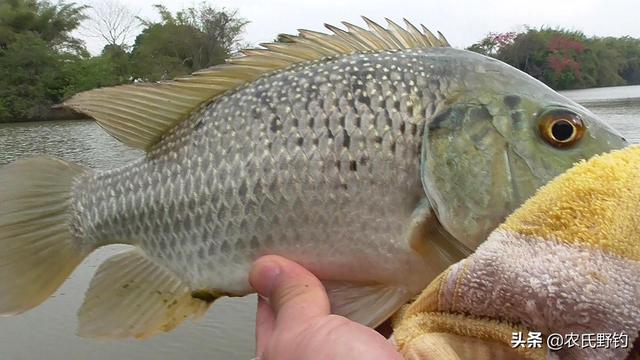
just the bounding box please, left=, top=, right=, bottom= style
left=393, top=146, right=640, bottom=359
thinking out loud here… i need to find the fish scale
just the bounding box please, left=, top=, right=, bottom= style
left=0, top=19, right=626, bottom=338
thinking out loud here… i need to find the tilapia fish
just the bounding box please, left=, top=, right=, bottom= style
left=0, top=17, right=627, bottom=338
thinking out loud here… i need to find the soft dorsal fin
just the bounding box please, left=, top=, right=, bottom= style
left=63, top=17, right=450, bottom=151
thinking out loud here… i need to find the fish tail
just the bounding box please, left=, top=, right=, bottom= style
left=0, top=156, right=92, bottom=315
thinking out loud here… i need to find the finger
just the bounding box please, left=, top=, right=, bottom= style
left=249, top=255, right=330, bottom=328
left=255, top=295, right=275, bottom=357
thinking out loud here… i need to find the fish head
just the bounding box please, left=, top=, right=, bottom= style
left=420, top=52, right=628, bottom=251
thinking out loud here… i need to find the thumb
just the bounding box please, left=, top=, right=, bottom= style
left=249, top=255, right=330, bottom=328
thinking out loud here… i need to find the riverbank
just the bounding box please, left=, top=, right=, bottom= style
left=2, top=106, right=90, bottom=123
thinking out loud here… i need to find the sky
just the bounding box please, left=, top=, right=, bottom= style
left=76, top=0, right=640, bottom=55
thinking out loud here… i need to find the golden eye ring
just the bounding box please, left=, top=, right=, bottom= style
left=538, top=110, right=585, bottom=148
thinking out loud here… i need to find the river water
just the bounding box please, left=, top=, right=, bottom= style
left=0, top=85, right=639, bottom=359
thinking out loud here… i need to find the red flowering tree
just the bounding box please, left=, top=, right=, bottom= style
left=467, top=31, right=517, bottom=56
left=545, top=35, right=585, bottom=88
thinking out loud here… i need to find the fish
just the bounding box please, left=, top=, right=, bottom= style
left=0, top=17, right=627, bottom=339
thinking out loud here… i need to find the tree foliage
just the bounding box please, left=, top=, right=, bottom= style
left=468, top=27, right=640, bottom=90
left=0, top=0, right=88, bottom=121
left=0, top=0, right=247, bottom=122
left=62, top=44, right=131, bottom=98
left=130, top=3, right=248, bottom=81
left=466, top=32, right=517, bottom=57
left=0, top=0, right=88, bottom=54
left=0, top=32, right=68, bottom=120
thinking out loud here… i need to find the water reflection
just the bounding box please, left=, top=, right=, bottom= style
left=0, top=120, right=141, bottom=167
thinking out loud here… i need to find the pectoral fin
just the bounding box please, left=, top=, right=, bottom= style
left=78, top=248, right=213, bottom=339
left=408, top=198, right=471, bottom=266
left=322, top=281, right=411, bottom=328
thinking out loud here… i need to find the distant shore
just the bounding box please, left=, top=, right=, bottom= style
left=2, top=107, right=90, bottom=124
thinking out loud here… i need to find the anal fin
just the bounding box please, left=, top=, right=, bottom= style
left=322, top=281, right=411, bottom=328
left=78, top=248, right=213, bottom=339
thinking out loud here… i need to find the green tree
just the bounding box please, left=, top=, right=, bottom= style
left=0, top=33, right=69, bottom=121
left=582, top=39, right=626, bottom=88
left=130, top=3, right=248, bottom=81
left=610, top=36, right=640, bottom=85
left=0, top=0, right=88, bottom=121
left=466, top=32, right=516, bottom=57
left=0, top=0, right=88, bottom=54
left=0, top=1, right=250, bottom=122
left=496, top=30, right=548, bottom=80
left=62, top=44, right=132, bottom=98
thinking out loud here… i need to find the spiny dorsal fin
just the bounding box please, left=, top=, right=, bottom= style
left=64, top=17, right=450, bottom=151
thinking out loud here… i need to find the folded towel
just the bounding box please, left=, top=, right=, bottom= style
left=393, top=146, right=640, bottom=360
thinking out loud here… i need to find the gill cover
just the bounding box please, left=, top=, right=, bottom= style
left=420, top=103, right=531, bottom=250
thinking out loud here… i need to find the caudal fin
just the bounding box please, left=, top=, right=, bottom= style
left=0, top=156, right=91, bottom=315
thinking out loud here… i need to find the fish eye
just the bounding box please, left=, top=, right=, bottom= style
left=538, top=110, right=585, bottom=148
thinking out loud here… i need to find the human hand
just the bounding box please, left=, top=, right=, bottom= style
left=250, top=255, right=403, bottom=360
